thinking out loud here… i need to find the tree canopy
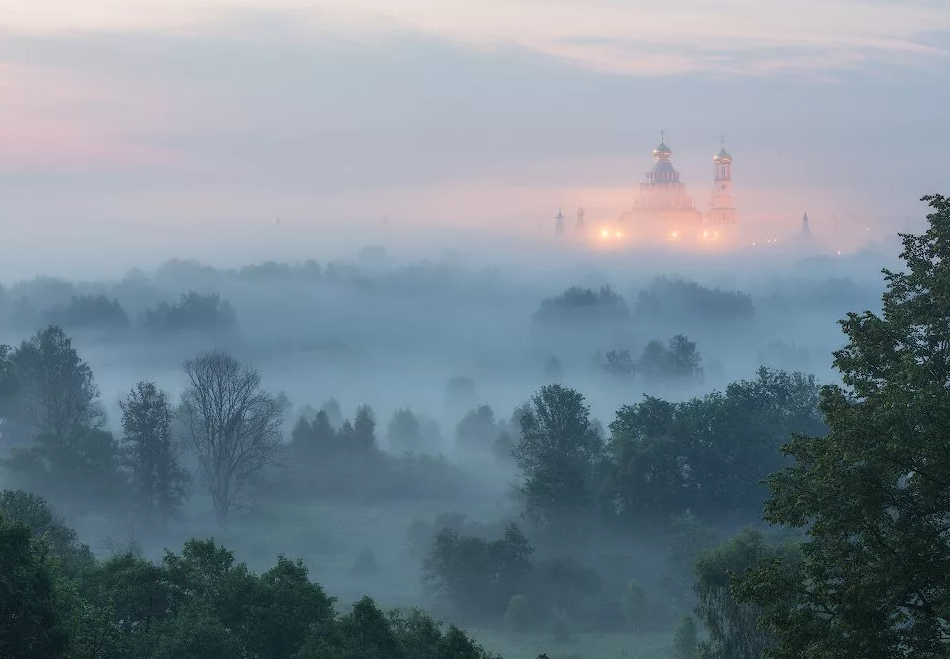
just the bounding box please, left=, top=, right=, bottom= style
left=737, top=194, right=950, bottom=658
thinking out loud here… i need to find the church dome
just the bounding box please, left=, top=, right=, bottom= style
left=713, top=148, right=732, bottom=163
left=653, top=141, right=672, bottom=159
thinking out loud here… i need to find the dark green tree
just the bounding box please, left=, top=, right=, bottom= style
left=6, top=325, right=105, bottom=445
left=737, top=194, right=950, bottom=659
left=694, top=528, right=786, bottom=659
left=514, top=385, right=606, bottom=526
left=0, top=490, right=94, bottom=577
left=351, top=405, right=377, bottom=454
left=0, top=516, right=68, bottom=659
left=120, top=381, right=189, bottom=526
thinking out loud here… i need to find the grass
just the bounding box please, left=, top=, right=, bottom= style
left=471, top=629, right=672, bottom=659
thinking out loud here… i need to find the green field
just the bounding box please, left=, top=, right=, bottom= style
left=471, top=629, right=672, bottom=659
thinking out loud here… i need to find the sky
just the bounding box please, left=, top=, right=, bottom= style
left=1, top=0, right=949, bottom=278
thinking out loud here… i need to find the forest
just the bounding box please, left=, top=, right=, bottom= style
left=1, top=194, right=948, bottom=659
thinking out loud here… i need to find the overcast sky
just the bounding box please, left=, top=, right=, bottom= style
left=1, top=0, right=949, bottom=278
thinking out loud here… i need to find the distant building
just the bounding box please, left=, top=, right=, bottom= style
left=575, top=207, right=586, bottom=235
left=707, top=137, right=736, bottom=240
left=555, top=208, right=565, bottom=235
left=620, top=133, right=704, bottom=241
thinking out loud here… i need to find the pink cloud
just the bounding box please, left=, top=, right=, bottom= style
left=0, top=64, right=181, bottom=170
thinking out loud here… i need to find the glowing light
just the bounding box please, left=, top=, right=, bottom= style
left=615, top=231, right=622, bottom=238
left=837, top=250, right=843, bottom=255
left=601, top=229, right=610, bottom=238
left=671, top=231, right=679, bottom=239
left=703, top=230, right=709, bottom=238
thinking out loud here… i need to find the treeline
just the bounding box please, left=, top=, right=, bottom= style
left=416, top=369, right=824, bottom=635
left=0, top=490, right=506, bottom=659
left=0, top=287, right=237, bottom=336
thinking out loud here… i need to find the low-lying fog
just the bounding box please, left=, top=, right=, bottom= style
left=0, top=227, right=902, bottom=640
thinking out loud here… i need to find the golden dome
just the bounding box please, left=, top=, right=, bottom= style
left=653, top=141, right=672, bottom=159
left=713, top=148, right=732, bottom=163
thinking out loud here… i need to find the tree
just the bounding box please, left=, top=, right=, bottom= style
left=351, top=405, right=377, bottom=454
left=0, top=516, right=68, bottom=659
left=119, top=381, right=189, bottom=526
left=0, top=490, right=95, bottom=576
left=514, top=385, right=606, bottom=527
left=179, top=352, right=283, bottom=525
left=455, top=405, right=498, bottom=452
left=602, top=349, right=637, bottom=381
left=388, top=407, right=424, bottom=453
left=666, top=334, right=703, bottom=382
left=6, top=326, right=105, bottom=446
left=694, top=528, right=783, bottom=659
left=0, top=344, right=18, bottom=447
left=320, top=398, right=344, bottom=430
left=736, top=195, right=950, bottom=659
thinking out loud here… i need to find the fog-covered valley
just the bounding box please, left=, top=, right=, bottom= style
left=0, top=229, right=908, bottom=658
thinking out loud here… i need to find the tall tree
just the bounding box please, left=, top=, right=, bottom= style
left=514, top=385, right=606, bottom=526
left=737, top=195, right=950, bottom=659
left=351, top=405, right=377, bottom=454
left=0, top=344, right=18, bottom=447
left=179, top=352, right=283, bottom=525
left=119, top=381, right=189, bottom=526
left=7, top=326, right=104, bottom=445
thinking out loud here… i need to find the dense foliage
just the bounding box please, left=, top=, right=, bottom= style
left=0, top=495, right=500, bottom=659
left=735, top=194, right=950, bottom=658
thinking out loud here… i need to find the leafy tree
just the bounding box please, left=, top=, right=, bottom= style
left=119, top=381, right=189, bottom=526
left=609, top=368, right=823, bottom=524
left=44, top=295, right=130, bottom=331
left=602, top=349, right=636, bottom=381
left=6, top=325, right=105, bottom=445
left=0, top=344, right=18, bottom=447
left=179, top=352, right=283, bottom=525
left=666, top=334, right=703, bottom=382
left=736, top=195, right=950, bottom=659
left=5, top=425, right=127, bottom=514
left=694, top=528, right=786, bottom=659
left=388, top=407, right=424, bottom=453
left=423, top=524, right=533, bottom=621
left=142, top=291, right=237, bottom=335
left=634, top=277, right=755, bottom=325
left=532, top=285, right=630, bottom=324
left=0, top=515, right=68, bottom=659
left=0, top=490, right=95, bottom=577
left=455, top=405, right=498, bottom=452
left=514, top=385, right=606, bottom=526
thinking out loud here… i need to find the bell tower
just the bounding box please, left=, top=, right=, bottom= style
left=708, top=135, right=736, bottom=229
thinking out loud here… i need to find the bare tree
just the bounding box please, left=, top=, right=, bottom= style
left=179, top=352, right=282, bottom=525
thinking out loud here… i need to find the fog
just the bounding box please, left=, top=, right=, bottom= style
left=2, top=2, right=949, bottom=656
